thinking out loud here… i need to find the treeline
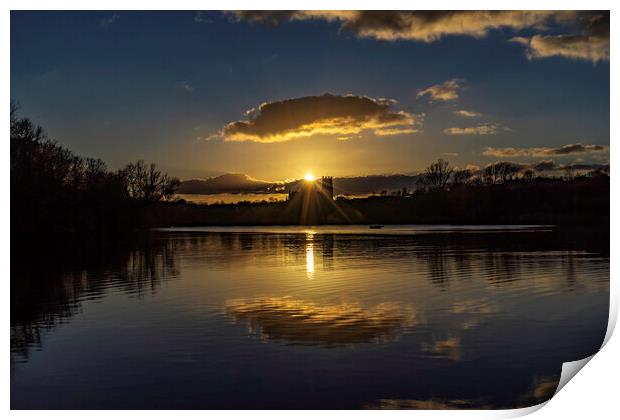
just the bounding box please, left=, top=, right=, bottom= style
left=11, top=106, right=179, bottom=234
left=143, top=159, right=609, bottom=227
left=338, top=177, right=609, bottom=226
left=10, top=107, right=610, bottom=231
left=415, top=158, right=608, bottom=191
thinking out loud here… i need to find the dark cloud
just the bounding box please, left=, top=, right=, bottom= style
left=511, top=11, right=609, bottom=62
left=177, top=173, right=276, bottom=194
left=486, top=159, right=608, bottom=174
left=483, top=143, right=608, bottom=157
left=228, top=10, right=299, bottom=25
left=215, top=93, right=421, bottom=142
left=533, top=160, right=557, bottom=171
left=228, top=11, right=609, bottom=62
left=559, top=163, right=609, bottom=172
left=484, top=161, right=528, bottom=171
left=228, top=11, right=568, bottom=42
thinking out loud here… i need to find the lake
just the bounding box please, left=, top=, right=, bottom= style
left=10, top=225, right=609, bottom=409
left=175, top=193, right=373, bottom=205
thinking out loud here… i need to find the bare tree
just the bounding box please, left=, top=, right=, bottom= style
left=484, top=162, right=522, bottom=184
left=120, top=160, right=180, bottom=202
left=422, top=159, right=453, bottom=189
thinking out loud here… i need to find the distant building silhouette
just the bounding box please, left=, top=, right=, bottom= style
left=288, top=176, right=333, bottom=201
left=321, top=176, right=334, bottom=200
left=285, top=176, right=335, bottom=224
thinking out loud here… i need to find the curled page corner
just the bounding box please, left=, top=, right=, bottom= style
left=601, top=283, right=618, bottom=348
left=499, top=348, right=606, bottom=418
left=555, top=355, right=595, bottom=395
left=497, top=355, right=596, bottom=418
left=498, top=401, right=548, bottom=418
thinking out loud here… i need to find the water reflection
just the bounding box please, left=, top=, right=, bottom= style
left=422, top=337, right=461, bottom=361
left=518, top=376, right=560, bottom=406
left=10, top=228, right=609, bottom=409
left=11, top=236, right=179, bottom=362
left=305, top=233, right=315, bottom=277
left=226, top=297, right=416, bottom=346
left=366, top=399, right=486, bottom=410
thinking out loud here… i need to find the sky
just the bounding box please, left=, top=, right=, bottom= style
left=10, top=11, right=610, bottom=181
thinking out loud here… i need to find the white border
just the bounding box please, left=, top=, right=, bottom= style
left=3, top=1, right=616, bottom=419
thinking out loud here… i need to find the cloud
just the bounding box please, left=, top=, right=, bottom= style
left=178, top=81, right=195, bottom=92
left=559, top=162, right=609, bottom=172
left=227, top=10, right=303, bottom=25
left=533, top=160, right=557, bottom=172
left=99, top=14, right=120, bottom=28
left=477, top=159, right=608, bottom=174
left=228, top=11, right=609, bottom=62
left=483, top=143, right=608, bottom=157
left=228, top=11, right=569, bottom=42
left=511, top=11, right=609, bottom=62
left=444, top=123, right=500, bottom=136
left=454, top=109, right=482, bottom=118
left=417, top=79, right=462, bottom=102
left=511, top=34, right=608, bottom=62
left=216, top=93, right=421, bottom=143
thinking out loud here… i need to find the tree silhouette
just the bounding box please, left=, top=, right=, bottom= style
left=522, top=169, right=535, bottom=182
left=422, top=159, right=453, bottom=189
left=120, top=160, right=180, bottom=202
left=10, top=106, right=180, bottom=233
left=453, top=169, right=473, bottom=185
left=484, top=162, right=521, bottom=184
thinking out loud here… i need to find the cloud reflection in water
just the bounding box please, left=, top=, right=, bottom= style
left=366, top=398, right=486, bottom=409
left=226, top=296, right=416, bottom=346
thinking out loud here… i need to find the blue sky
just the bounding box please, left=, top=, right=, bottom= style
left=11, top=11, right=609, bottom=180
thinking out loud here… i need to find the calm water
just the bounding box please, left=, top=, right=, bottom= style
left=11, top=226, right=609, bottom=409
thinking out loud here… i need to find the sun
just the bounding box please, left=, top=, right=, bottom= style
left=304, top=172, right=316, bottom=182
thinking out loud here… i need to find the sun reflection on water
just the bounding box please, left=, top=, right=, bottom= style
left=305, top=232, right=315, bottom=277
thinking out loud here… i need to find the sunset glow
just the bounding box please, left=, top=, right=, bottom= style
left=10, top=11, right=609, bottom=180
left=9, top=9, right=610, bottom=411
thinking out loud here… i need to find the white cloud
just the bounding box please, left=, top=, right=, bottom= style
left=418, top=79, right=462, bottom=102
left=444, top=123, right=500, bottom=136
left=454, top=109, right=482, bottom=118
